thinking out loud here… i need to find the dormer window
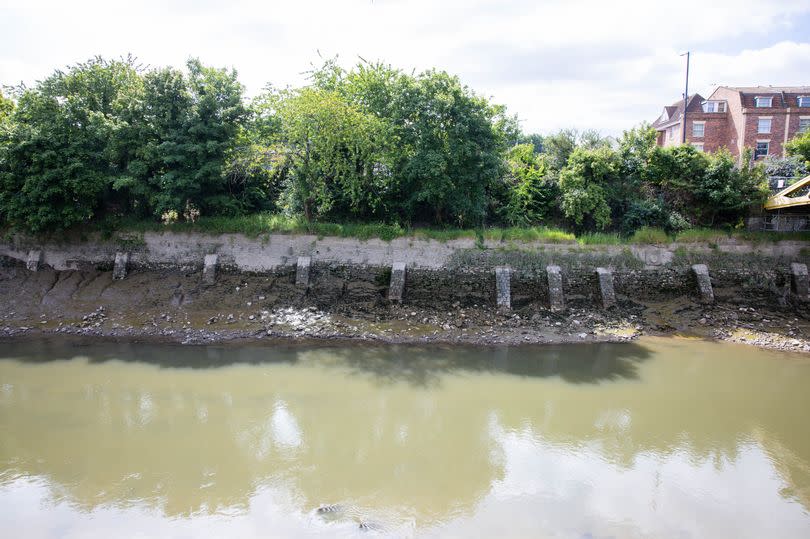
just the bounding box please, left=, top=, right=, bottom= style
left=660, top=110, right=669, bottom=122
left=702, top=101, right=726, bottom=113
left=755, top=96, right=772, bottom=107
left=799, top=96, right=810, bottom=107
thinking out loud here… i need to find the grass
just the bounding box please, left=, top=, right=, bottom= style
left=577, top=232, right=622, bottom=245
left=630, top=227, right=671, bottom=244
left=482, top=226, right=576, bottom=243
left=674, top=228, right=731, bottom=243
left=80, top=214, right=810, bottom=245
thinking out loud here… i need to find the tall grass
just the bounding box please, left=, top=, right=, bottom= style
left=96, top=214, right=810, bottom=244
left=630, top=227, right=671, bottom=244
left=674, top=228, right=731, bottom=243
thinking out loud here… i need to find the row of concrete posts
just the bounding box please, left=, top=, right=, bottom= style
left=21, top=249, right=810, bottom=309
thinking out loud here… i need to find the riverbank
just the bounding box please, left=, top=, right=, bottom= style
left=1, top=265, right=808, bottom=352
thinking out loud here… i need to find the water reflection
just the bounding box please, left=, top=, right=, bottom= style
left=0, top=338, right=809, bottom=538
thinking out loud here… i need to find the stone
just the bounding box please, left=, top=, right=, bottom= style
left=295, top=256, right=311, bottom=288
left=691, top=264, right=714, bottom=304
left=546, top=265, right=565, bottom=311
left=495, top=266, right=511, bottom=312
left=790, top=262, right=808, bottom=299
left=388, top=262, right=407, bottom=302
left=595, top=267, right=617, bottom=309
left=26, top=250, right=43, bottom=271
left=203, top=254, right=218, bottom=285
left=113, top=251, right=130, bottom=280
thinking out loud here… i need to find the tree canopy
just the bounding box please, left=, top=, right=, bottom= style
left=0, top=55, right=771, bottom=235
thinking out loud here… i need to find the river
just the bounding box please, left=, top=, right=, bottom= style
left=1, top=337, right=809, bottom=538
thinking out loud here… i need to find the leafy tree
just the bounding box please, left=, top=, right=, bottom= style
left=308, top=61, right=510, bottom=226
left=0, top=57, right=143, bottom=231
left=694, top=149, right=767, bottom=225
left=762, top=155, right=808, bottom=180
left=518, top=133, right=543, bottom=154
left=151, top=59, right=247, bottom=218
left=0, top=90, right=13, bottom=124
left=785, top=131, right=810, bottom=169
left=273, top=87, right=384, bottom=221
left=492, top=143, right=557, bottom=226
left=558, top=147, right=618, bottom=230
left=542, top=129, right=579, bottom=171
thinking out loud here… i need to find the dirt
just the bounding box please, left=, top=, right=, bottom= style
left=1, top=265, right=809, bottom=352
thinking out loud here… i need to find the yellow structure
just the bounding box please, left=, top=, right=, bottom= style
left=765, top=175, right=810, bottom=210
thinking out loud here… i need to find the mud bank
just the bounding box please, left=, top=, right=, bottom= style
left=1, top=257, right=809, bottom=352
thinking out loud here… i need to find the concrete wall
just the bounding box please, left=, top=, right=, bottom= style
left=1, top=231, right=808, bottom=274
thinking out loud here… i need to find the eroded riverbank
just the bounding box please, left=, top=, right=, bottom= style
left=1, top=265, right=809, bottom=352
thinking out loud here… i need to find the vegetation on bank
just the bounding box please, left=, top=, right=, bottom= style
left=1, top=55, right=808, bottom=239
left=72, top=214, right=809, bottom=245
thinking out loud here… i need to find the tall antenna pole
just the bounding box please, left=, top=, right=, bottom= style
left=680, top=51, right=690, bottom=144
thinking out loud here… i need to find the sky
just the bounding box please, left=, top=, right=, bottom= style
left=1, top=0, right=809, bottom=135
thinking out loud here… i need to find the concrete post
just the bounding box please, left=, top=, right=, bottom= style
left=546, top=265, right=565, bottom=311
left=790, top=262, right=808, bottom=300
left=388, top=262, right=406, bottom=302
left=203, top=254, right=219, bottom=285
left=26, top=250, right=43, bottom=271
left=495, top=266, right=511, bottom=312
left=691, top=264, right=714, bottom=303
left=113, top=251, right=130, bottom=280
left=595, top=267, right=617, bottom=309
left=295, top=256, right=311, bottom=289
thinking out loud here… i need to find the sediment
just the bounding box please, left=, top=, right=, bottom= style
left=1, top=229, right=809, bottom=352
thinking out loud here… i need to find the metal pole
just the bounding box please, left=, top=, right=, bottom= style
left=681, top=51, right=690, bottom=144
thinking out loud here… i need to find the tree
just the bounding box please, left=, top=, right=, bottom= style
left=785, top=131, right=810, bottom=169
left=273, top=87, right=384, bottom=221
left=491, top=143, right=557, bottom=226
left=558, top=147, right=618, bottom=230
left=542, top=129, right=579, bottom=171
left=762, top=155, right=808, bottom=180
left=151, top=59, right=247, bottom=218
left=694, top=150, right=767, bottom=225
left=306, top=60, right=510, bottom=226
left=0, top=90, right=13, bottom=125
left=0, top=57, right=143, bottom=231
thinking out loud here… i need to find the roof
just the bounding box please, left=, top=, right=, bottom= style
left=724, top=86, right=810, bottom=94
left=652, top=94, right=704, bottom=129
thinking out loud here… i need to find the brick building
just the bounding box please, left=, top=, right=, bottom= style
left=652, top=86, right=810, bottom=159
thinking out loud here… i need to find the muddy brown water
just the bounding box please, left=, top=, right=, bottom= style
left=1, top=337, right=809, bottom=538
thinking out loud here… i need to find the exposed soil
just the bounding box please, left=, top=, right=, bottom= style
left=1, top=265, right=809, bottom=352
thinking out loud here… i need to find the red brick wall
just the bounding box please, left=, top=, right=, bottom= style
left=741, top=111, right=788, bottom=158
left=683, top=113, right=730, bottom=153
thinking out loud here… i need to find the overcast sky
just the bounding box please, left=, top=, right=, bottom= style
left=2, top=0, right=809, bottom=135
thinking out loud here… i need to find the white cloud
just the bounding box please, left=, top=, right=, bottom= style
left=1, top=0, right=808, bottom=134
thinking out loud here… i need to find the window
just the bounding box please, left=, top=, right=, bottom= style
left=692, top=122, right=705, bottom=137
left=691, top=143, right=704, bottom=152
left=758, top=118, right=772, bottom=134
left=755, top=141, right=769, bottom=158
left=755, top=96, right=773, bottom=107
left=702, top=101, right=726, bottom=113
left=798, top=96, right=810, bottom=107
left=800, top=118, right=810, bottom=133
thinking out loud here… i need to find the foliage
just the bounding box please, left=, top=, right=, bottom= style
left=558, top=147, right=618, bottom=230
left=272, top=86, right=385, bottom=221
left=0, top=57, right=143, bottom=231
left=491, top=143, right=557, bottom=226
left=762, top=155, right=808, bottom=179
left=785, top=131, right=810, bottom=169
left=630, top=226, right=670, bottom=244
left=0, top=55, right=778, bottom=237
